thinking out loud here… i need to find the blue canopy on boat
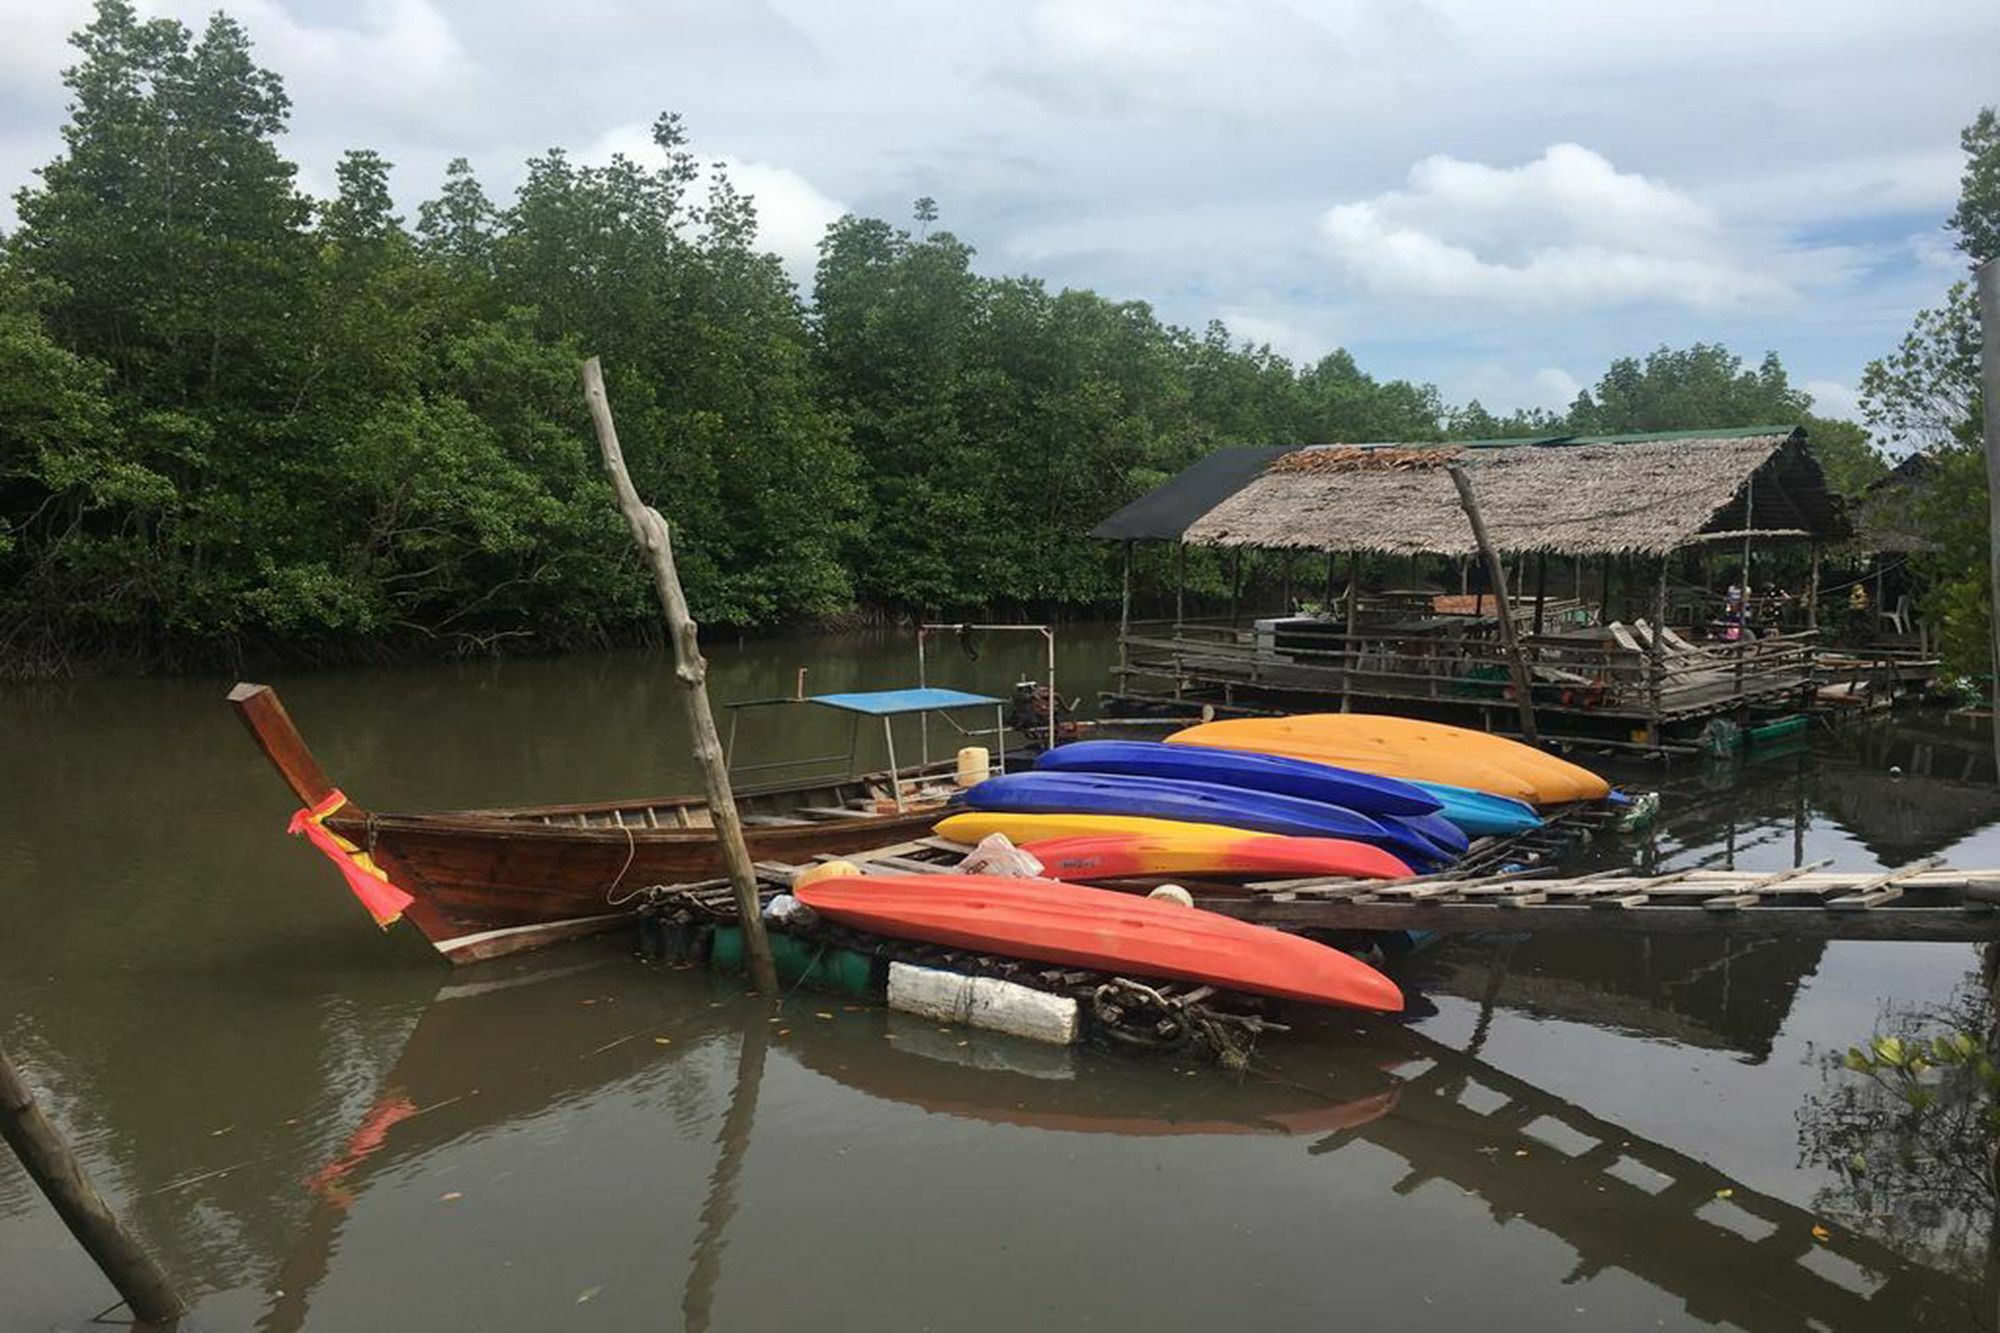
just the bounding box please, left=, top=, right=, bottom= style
left=808, top=688, right=1003, bottom=716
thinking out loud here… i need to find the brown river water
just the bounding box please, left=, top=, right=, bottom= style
left=4, top=625, right=1998, bottom=1331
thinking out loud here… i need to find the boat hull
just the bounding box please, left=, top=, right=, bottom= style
left=333, top=808, right=941, bottom=963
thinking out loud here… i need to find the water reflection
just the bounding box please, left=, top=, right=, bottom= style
left=6, top=646, right=2000, bottom=1330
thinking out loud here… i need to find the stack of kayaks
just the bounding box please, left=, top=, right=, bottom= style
left=951, top=767, right=1461, bottom=869
left=1166, top=715, right=1608, bottom=806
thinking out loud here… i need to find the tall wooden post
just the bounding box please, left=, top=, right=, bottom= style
left=1117, top=540, right=1134, bottom=678
left=1806, top=541, right=1821, bottom=631
left=1227, top=549, right=1244, bottom=626
left=1649, top=555, right=1669, bottom=747
left=1340, top=550, right=1360, bottom=713
left=1980, top=257, right=2000, bottom=776
left=1, top=1041, right=185, bottom=1325
left=1599, top=555, right=1614, bottom=624
left=582, top=358, right=778, bottom=995
left=1447, top=466, right=1537, bottom=741
left=1532, top=551, right=1548, bottom=636
left=1174, top=543, right=1186, bottom=627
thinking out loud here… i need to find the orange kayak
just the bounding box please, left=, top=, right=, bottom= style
left=1022, top=831, right=1410, bottom=882
left=1168, top=714, right=1608, bottom=805
left=793, top=873, right=1404, bottom=1012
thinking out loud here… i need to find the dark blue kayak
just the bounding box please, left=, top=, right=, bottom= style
left=1382, top=809, right=1470, bottom=858
left=961, top=771, right=1456, bottom=869
left=1408, top=781, right=1542, bottom=837
left=1034, top=740, right=1442, bottom=818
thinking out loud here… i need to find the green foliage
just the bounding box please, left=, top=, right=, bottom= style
left=1564, top=344, right=1811, bottom=434
left=1856, top=107, right=1995, bottom=676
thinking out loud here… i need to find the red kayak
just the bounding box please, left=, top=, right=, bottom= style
left=793, top=873, right=1403, bottom=1012
left=1020, top=831, right=1410, bottom=882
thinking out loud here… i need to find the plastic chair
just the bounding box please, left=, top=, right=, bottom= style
left=1878, top=593, right=1912, bottom=636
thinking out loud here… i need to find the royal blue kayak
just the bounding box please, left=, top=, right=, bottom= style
left=1033, top=741, right=1442, bottom=818
left=961, top=772, right=1456, bottom=869
left=1408, top=781, right=1542, bottom=837
left=1380, top=809, right=1470, bottom=858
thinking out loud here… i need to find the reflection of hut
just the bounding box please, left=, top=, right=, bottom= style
left=1098, top=428, right=1850, bottom=745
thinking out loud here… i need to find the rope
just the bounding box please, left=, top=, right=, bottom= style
left=602, top=822, right=639, bottom=906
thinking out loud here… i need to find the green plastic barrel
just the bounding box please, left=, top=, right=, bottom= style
left=709, top=927, right=878, bottom=997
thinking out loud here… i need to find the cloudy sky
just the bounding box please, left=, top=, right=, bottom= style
left=2, top=0, right=1994, bottom=420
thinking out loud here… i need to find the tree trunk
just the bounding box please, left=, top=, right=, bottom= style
left=581, top=358, right=778, bottom=994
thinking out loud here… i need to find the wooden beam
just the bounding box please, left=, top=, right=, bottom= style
left=1447, top=466, right=1537, bottom=741
left=1341, top=550, right=1359, bottom=714
left=226, top=682, right=344, bottom=811
left=1, top=1041, right=184, bottom=1324
left=582, top=357, right=778, bottom=995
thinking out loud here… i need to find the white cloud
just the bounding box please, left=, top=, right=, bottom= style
left=1318, top=144, right=1808, bottom=308
left=583, top=122, right=844, bottom=280
left=1804, top=379, right=1862, bottom=421
left=1532, top=367, right=1582, bottom=409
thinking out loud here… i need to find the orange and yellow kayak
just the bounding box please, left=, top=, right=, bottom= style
left=1167, top=715, right=1608, bottom=806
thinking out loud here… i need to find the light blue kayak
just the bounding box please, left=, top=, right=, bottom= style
left=1409, top=781, right=1541, bottom=837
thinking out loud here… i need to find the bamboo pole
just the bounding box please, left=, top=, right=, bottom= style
left=1532, top=551, right=1548, bottom=636
left=1446, top=466, right=1537, bottom=741
left=581, top=357, right=778, bottom=995
left=1980, top=257, right=2000, bottom=777
left=0, top=1040, right=184, bottom=1325
left=1807, top=541, right=1821, bottom=631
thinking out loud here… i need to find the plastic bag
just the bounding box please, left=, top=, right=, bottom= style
left=957, top=833, right=1045, bottom=878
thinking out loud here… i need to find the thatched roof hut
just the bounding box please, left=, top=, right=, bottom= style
left=1852, top=452, right=1940, bottom=555
left=1093, top=427, right=1848, bottom=556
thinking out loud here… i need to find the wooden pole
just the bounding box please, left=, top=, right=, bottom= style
left=1340, top=550, right=1360, bottom=714
left=0, top=1041, right=185, bottom=1325
left=1532, top=551, right=1548, bottom=637
left=1174, top=543, right=1186, bottom=627
left=1228, top=549, right=1244, bottom=626
left=581, top=357, right=778, bottom=995
left=1118, top=540, right=1133, bottom=678
left=1807, top=541, right=1821, bottom=631
left=1650, top=556, right=1669, bottom=746
left=1447, top=466, right=1537, bottom=741
left=1982, top=257, right=2000, bottom=773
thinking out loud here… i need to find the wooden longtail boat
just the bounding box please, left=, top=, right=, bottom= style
left=229, top=682, right=965, bottom=964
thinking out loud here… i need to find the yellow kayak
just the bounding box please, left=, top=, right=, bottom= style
left=935, top=811, right=1276, bottom=848
left=1166, top=715, right=1608, bottom=806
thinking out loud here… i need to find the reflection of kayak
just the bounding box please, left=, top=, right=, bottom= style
left=960, top=771, right=1458, bottom=868
left=1033, top=740, right=1441, bottom=817
left=1169, top=715, right=1608, bottom=805
left=1022, top=831, right=1410, bottom=882
left=1408, top=781, right=1543, bottom=837
left=793, top=873, right=1404, bottom=1012
left=796, top=1029, right=1401, bottom=1137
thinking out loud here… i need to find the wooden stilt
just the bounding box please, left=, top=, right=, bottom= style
left=1532, top=551, right=1548, bottom=637
left=1, top=1041, right=184, bottom=1325
left=1341, top=550, right=1360, bottom=714
left=1807, top=541, right=1821, bottom=631
left=1174, top=543, right=1186, bottom=628
left=582, top=357, right=778, bottom=995
left=1649, top=556, right=1669, bottom=747
left=1447, top=466, right=1536, bottom=742
left=1118, top=540, right=1133, bottom=678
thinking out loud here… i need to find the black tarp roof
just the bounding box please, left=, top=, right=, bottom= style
left=1089, top=445, right=1290, bottom=541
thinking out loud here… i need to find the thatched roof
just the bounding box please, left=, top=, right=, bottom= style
left=1096, top=427, right=1848, bottom=557
left=1853, top=452, right=1940, bottom=555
